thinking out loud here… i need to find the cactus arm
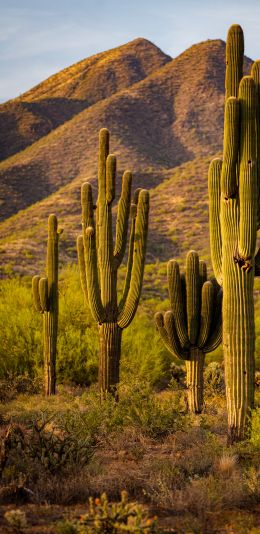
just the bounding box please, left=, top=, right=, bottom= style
left=251, top=61, right=260, bottom=230
left=96, top=128, right=109, bottom=255
left=203, top=288, right=223, bottom=353
left=114, top=171, right=132, bottom=267
left=81, top=182, right=104, bottom=323
left=208, top=158, right=223, bottom=284
left=197, top=281, right=214, bottom=348
left=221, top=97, right=240, bottom=199
left=47, top=214, right=60, bottom=311
left=186, top=251, right=200, bottom=345
left=118, top=189, right=149, bottom=329
left=39, top=277, right=49, bottom=311
left=77, top=235, right=88, bottom=304
left=238, top=77, right=257, bottom=261
left=98, top=128, right=109, bottom=200
left=167, top=260, right=189, bottom=347
left=154, top=312, right=174, bottom=355
left=225, top=24, right=244, bottom=99
left=203, top=324, right=222, bottom=353
left=84, top=226, right=105, bottom=323
left=118, top=203, right=136, bottom=314
left=117, top=193, right=141, bottom=314
left=164, top=311, right=189, bottom=360
left=154, top=312, right=186, bottom=360
left=106, top=154, right=116, bottom=205
left=32, top=275, right=43, bottom=312
left=199, top=260, right=207, bottom=287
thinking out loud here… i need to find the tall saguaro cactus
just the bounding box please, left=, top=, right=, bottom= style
left=32, top=214, right=62, bottom=395
left=208, top=24, right=259, bottom=442
left=155, top=251, right=222, bottom=413
left=78, top=128, right=149, bottom=397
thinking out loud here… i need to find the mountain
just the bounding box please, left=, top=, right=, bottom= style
left=0, top=39, right=170, bottom=162
left=0, top=37, right=253, bottom=276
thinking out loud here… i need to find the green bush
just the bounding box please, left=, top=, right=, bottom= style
left=57, top=491, right=158, bottom=533
left=0, top=278, right=42, bottom=377
left=0, top=264, right=259, bottom=387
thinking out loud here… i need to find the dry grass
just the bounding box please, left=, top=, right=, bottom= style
left=0, top=386, right=259, bottom=532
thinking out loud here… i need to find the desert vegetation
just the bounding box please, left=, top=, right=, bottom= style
left=0, top=22, right=259, bottom=534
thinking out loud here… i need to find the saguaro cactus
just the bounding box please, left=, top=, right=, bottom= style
left=32, top=214, right=62, bottom=395
left=208, top=24, right=259, bottom=441
left=78, top=128, right=149, bottom=397
left=155, top=251, right=222, bottom=413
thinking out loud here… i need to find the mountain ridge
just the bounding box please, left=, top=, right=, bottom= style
left=0, top=36, right=253, bottom=276
left=0, top=38, right=171, bottom=162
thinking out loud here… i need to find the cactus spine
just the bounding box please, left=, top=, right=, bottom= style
left=32, top=214, right=62, bottom=395
left=208, top=25, right=259, bottom=441
left=78, top=128, right=149, bottom=398
left=155, top=251, right=222, bottom=413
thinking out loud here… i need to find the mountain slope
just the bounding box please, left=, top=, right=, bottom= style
left=0, top=36, right=253, bottom=277
left=0, top=38, right=251, bottom=223
left=0, top=38, right=170, bottom=161
left=0, top=153, right=216, bottom=277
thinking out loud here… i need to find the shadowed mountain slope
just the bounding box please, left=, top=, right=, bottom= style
left=0, top=153, right=215, bottom=277
left=0, top=38, right=251, bottom=223
left=0, top=38, right=170, bottom=161
left=0, top=37, right=253, bottom=277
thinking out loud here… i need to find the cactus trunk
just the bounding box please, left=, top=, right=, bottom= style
left=99, top=323, right=122, bottom=398
left=43, top=312, right=57, bottom=395
left=186, top=348, right=205, bottom=414
left=223, top=257, right=255, bottom=442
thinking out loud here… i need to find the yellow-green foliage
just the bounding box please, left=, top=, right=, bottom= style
left=0, top=265, right=175, bottom=386
left=0, top=278, right=42, bottom=377
left=57, top=491, right=158, bottom=533
left=0, top=263, right=259, bottom=385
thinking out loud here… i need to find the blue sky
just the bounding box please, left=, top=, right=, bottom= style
left=1, top=0, right=260, bottom=102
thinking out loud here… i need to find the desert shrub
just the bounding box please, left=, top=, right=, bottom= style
left=0, top=269, right=99, bottom=385
left=168, top=362, right=186, bottom=389
left=121, top=311, right=172, bottom=388
left=0, top=408, right=96, bottom=486
left=0, top=278, right=42, bottom=378
left=143, top=458, right=187, bottom=505
left=57, top=491, right=158, bottom=533
left=50, top=266, right=99, bottom=386
left=78, top=382, right=186, bottom=440
left=250, top=407, right=260, bottom=449
left=0, top=424, right=25, bottom=477
left=27, top=410, right=95, bottom=474
left=0, top=267, right=173, bottom=387
left=4, top=509, right=27, bottom=531
left=116, top=382, right=186, bottom=438
left=204, top=362, right=225, bottom=396
left=0, top=374, right=42, bottom=403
